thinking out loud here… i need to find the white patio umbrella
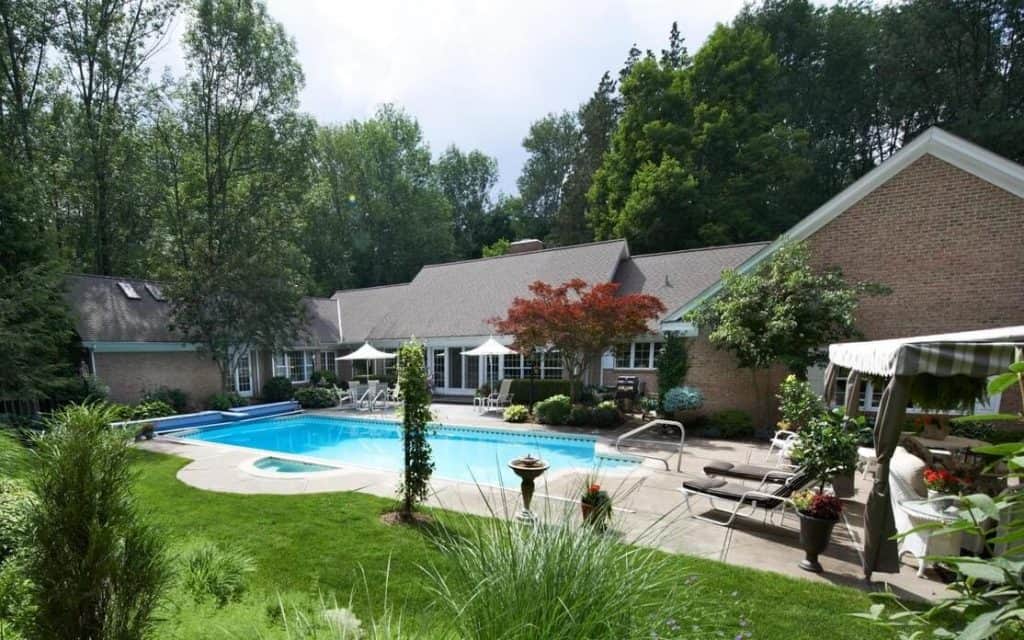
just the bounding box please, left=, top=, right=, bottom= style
left=463, top=337, right=517, bottom=387
left=336, top=342, right=396, bottom=379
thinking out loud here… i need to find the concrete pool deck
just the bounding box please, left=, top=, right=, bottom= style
left=139, top=402, right=947, bottom=602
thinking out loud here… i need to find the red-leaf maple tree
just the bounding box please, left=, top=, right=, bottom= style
left=491, top=279, right=665, bottom=400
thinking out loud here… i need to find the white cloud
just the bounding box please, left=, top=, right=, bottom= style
left=150, top=0, right=752, bottom=192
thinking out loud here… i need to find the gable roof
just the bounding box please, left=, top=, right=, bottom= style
left=66, top=273, right=340, bottom=346
left=341, top=240, right=627, bottom=341
left=615, top=243, right=768, bottom=332
left=663, top=126, right=1024, bottom=322
left=65, top=274, right=179, bottom=344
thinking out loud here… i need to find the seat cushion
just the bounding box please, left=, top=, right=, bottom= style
left=891, top=446, right=927, bottom=497
left=683, top=477, right=783, bottom=509
left=703, top=461, right=792, bottom=484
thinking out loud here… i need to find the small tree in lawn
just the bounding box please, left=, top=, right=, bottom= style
left=492, top=279, right=665, bottom=401
left=688, top=241, right=884, bottom=424
left=397, top=340, right=434, bottom=519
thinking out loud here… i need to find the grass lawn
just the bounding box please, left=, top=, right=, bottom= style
left=134, top=450, right=894, bottom=639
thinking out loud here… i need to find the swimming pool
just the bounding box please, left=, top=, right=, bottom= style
left=178, top=415, right=638, bottom=485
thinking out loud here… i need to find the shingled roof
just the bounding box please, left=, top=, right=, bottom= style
left=613, top=243, right=769, bottom=331
left=65, top=274, right=340, bottom=345
left=350, top=239, right=629, bottom=340
left=67, top=239, right=762, bottom=346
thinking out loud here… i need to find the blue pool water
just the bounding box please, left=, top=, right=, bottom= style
left=180, top=415, right=637, bottom=485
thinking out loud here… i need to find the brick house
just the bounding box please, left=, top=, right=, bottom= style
left=664, top=127, right=1024, bottom=418
left=65, top=126, right=1023, bottom=415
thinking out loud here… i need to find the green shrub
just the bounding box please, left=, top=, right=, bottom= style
left=261, top=376, right=295, bottom=402
left=662, top=386, right=703, bottom=413
left=503, top=404, right=529, bottom=423
left=567, top=405, right=592, bottom=426
left=590, top=400, right=623, bottom=428
left=21, top=403, right=171, bottom=639
left=309, top=369, right=338, bottom=388
left=141, top=386, right=188, bottom=413
left=709, top=410, right=755, bottom=439
left=293, top=387, right=336, bottom=409
left=0, top=479, right=33, bottom=563
left=534, top=394, right=572, bottom=425
left=789, top=409, right=862, bottom=488
left=657, top=333, right=689, bottom=398
left=951, top=419, right=1023, bottom=445
left=776, top=374, right=825, bottom=431
left=131, top=400, right=176, bottom=420
left=507, top=379, right=571, bottom=405
left=179, top=542, right=255, bottom=607
left=207, top=392, right=247, bottom=411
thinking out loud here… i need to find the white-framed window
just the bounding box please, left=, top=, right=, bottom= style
left=541, top=350, right=563, bottom=379
left=500, top=352, right=561, bottom=380
left=380, top=348, right=397, bottom=377
left=318, top=351, right=337, bottom=374
left=272, top=351, right=314, bottom=383
left=614, top=341, right=659, bottom=369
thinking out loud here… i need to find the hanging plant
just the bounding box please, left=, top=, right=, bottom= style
left=908, top=374, right=988, bottom=412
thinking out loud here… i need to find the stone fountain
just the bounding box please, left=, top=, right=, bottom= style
left=507, top=454, right=550, bottom=523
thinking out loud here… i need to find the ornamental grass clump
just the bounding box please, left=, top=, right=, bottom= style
left=424, top=506, right=696, bottom=640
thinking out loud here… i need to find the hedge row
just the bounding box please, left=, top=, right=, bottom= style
left=507, top=379, right=571, bottom=405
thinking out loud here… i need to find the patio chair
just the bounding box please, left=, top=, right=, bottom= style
left=889, top=446, right=964, bottom=577
left=766, top=428, right=798, bottom=462
left=680, top=468, right=813, bottom=528
left=332, top=385, right=355, bottom=410
left=356, top=381, right=379, bottom=411
left=484, top=379, right=514, bottom=413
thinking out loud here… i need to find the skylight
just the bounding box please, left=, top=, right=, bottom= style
left=117, top=281, right=141, bottom=300
left=145, top=283, right=165, bottom=301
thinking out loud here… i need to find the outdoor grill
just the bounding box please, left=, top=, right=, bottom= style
left=615, top=375, right=639, bottom=401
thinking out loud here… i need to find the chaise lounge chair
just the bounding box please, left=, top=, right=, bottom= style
left=680, top=469, right=813, bottom=528
left=483, top=379, right=514, bottom=414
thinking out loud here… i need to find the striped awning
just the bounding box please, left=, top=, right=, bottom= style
left=828, top=326, right=1024, bottom=377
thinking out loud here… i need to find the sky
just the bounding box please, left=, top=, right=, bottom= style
left=151, top=0, right=753, bottom=194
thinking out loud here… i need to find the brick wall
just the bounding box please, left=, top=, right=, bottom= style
left=805, top=154, right=1024, bottom=339
left=93, top=350, right=222, bottom=407
left=684, top=153, right=1024, bottom=420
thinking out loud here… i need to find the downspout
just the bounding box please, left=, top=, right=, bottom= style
left=336, top=298, right=343, bottom=344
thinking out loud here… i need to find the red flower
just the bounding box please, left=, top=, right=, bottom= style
left=589, top=483, right=601, bottom=494
left=923, top=468, right=961, bottom=492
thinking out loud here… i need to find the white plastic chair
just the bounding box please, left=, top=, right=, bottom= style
left=484, top=379, right=514, bottom=414
left=766, top=429, right=798, bottom=462
left=332, top=385, right=354, bottom=410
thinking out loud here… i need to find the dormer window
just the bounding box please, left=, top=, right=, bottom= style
left=117, top=281, right=141, bottom=299
left=145, top=283, right=165, bottom=301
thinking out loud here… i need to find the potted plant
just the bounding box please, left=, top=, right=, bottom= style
left=792, top=490, right=844, bottom=573
left=922, top=467, right=962, bottom=506
left=580, top=482, right=611, bottom=530
left=134, top=423, right=156, bottom=442
left=789, top=409, right=861, bottom=498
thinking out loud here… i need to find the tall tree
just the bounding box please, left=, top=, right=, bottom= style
left=516, top=111, right=580, bottom=242
left=551, top=72, right=620, bottom=246
left=55, top=0, right=178, bottom=275
left=588, top=23, right=814, bottom=253
left=157, top=0, right=310, bottom=388
left=0, top=156, right=76, bottom=400
left=0, top=0, right=57, bottom=162
left=435, top=145, right=500, bottom=259
left=302, top=106, right=453, bottom=290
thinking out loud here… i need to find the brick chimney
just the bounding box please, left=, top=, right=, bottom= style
left=506, top=239, right=545, bottom=255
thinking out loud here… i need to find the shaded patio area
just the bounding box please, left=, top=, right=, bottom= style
left=141, top=402, right=948, bottom=601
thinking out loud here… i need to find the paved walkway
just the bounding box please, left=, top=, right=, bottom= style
left=140, top=403, right=947, bottom=602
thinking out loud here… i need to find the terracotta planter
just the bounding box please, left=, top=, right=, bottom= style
left=797, top=512, right=837, bottom=573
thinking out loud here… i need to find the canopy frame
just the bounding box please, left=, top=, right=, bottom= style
left=824, top=326, right=1024, bottom=578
